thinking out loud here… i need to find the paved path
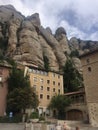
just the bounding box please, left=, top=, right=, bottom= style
left=0, top=123, right=25, bottom=130
left=72, top=125, right=98, bottom=130
left=0, top=123, right=98, bottom=130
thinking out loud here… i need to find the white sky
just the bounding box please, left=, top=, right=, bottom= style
left=0, top=0, right=98, bottom=41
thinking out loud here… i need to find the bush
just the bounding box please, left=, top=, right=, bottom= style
left=0, top=114, right=22, bottom=123
left=30, top=112, right=39, bottom=119
left=39, top=115, right=45, bottom=121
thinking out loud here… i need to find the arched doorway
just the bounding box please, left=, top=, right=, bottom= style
left=66, top=109, right=83, bottom=120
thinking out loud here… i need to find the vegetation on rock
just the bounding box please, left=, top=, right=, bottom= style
left=63, top=58, right=83, bottom=92
left=43, top=55, right=50, bottom=71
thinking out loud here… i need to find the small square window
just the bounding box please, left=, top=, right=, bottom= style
left=88, top=67, right=91, bottom=72
left=40, top=94, right=43, bottom=99
left=58, top=89, right=60, bottom=94
left=47, top=80, right=50, bottom=84
left=58, top=75, right=60, bottom=78
left=53, top=88, right=55, bottom=92
left=58, top=83, right=60, bottom=86
left=40, top=78, right=43, bottom=83
left=53, top=81, right=55, bottom=85
left=47, top=87, right=50, bottom=91
left=40, top=86, right=43, bottom=90
left=47, top=95, right=50, bottom=100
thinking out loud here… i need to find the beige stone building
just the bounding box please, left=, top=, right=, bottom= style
left=80, top=48, right=98, bottom=127
left=25, top=65, right=64, bottom=115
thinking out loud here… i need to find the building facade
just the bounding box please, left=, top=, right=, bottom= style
left=64, top=89, right=88, bottom=122
left=26, top=66, right=64, bottom=115
left=80, top=48, right=98, bottom=127
left=0, top=63, right=11, bottom=116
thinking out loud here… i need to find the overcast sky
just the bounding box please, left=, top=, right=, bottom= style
left=0, top=0, right=98, bottom=41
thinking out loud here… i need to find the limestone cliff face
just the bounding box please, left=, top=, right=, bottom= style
left=7, top=19, right=21, bottom=55
left=0, top=5, right=70, bottom=71
left=55, top=27, right=70, bottom=54
left=0, top=5, right=97, bottom=72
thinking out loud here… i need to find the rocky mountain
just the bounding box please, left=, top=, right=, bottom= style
left=0, top=5, right=97, bottom=72
left=69, top=37, right=98, bottom=55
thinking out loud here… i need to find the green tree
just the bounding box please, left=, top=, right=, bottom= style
left=63, top=59, right=83, bottom=92
left=48, top=94, right=71, bottom=119
left=43, top=55, right=50, bottom=71
left=70, top=49, right=79, bottom=57
left=7, top=67, right=39, bottom=114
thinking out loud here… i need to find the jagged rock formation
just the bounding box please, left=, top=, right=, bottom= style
left=0, top=5, right=97, bottom=72
left=0, top=5, right=70, bottom=71
left=55, top=27, right=70, bottom=54
left=69, top=37, right=98, bottom=55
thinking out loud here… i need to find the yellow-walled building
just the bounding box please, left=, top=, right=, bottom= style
left=25, top=65, right=64, bottom=115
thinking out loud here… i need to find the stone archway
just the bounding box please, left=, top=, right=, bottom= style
left=66, top=109, right=83, bottom=120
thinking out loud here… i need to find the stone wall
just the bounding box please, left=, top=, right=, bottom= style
left=80, top=50, right=98, bottom=127
left=0, top=66, right=10, bottom=116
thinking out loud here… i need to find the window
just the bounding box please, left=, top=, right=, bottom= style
left=58, top=75, right=60, bottom=78
left=53, top=81, right=55, bottom=85
left=47, top=95, right=50, bottom=100
left=58, top=82, right=60, bottom=86
left=33, top=77, right=37, bottom=82
left=58, top=89, right=60, bottom=94
left=47, top=80, right=50, bottom=84
left=88, top=67, right=91, bottom=72
left=40, top=86, right=43, bottom=90
left=40, top=78, right=43, bottom=83
left=53, top=88, right=55, bottom=92
left=47, top=87, right=50, bottom=91
left=40, top=94, right=43, bottom=99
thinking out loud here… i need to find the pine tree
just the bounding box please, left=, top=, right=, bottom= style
left=63, top=59, right=83, bottom=92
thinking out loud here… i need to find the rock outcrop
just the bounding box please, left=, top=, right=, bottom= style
left=0, top=5, right=97, bottom=72
left=55, top=27, right=70, bottom=54
left=0, top=5, right=70, bottom=71
left=69, top=37, right=98, bottom=55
